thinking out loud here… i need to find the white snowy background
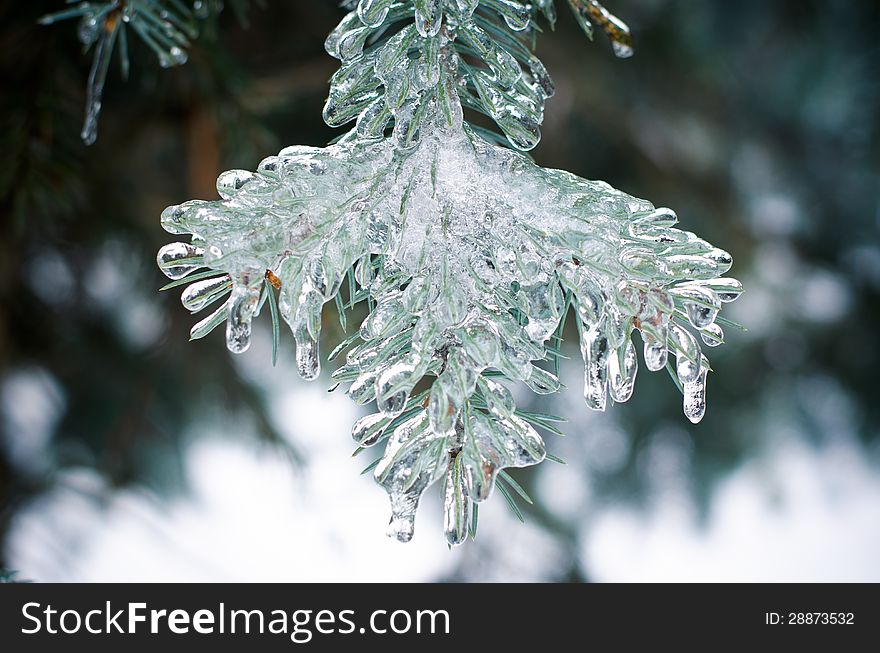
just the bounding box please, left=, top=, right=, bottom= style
left=5, top=278, right=879, bottom=582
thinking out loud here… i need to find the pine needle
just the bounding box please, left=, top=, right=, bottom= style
left=496, top=478, right=526, bottom=522
left=159, top=269, right=226, bottom=291
left=498, top=470, right=533, bottom=505
left=265, top=281, right=281, bottom=366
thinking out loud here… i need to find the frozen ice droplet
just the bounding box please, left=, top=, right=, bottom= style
left=498, top=0, right=532, bottom=31
left=373, top=412, right=439, bottom=543
left=217, top=170, right=255, bottom=200
left=609, top=339, right=638, bottom=403
left=528, top=55, right=555, bottom=99
left=669, top=323, right=702, bottom=385
left=636, top=206, right=678, bottom=228
left=358, top=0, right=393, bottom=27
left=580, top=326, right=609, bottom=411
left=523, top=366, right=562, bottom=395
left=351, top=412, right=390, bottom=447
left=414, top=0, right=443, bottom=37
left=700, top=323, right=724, bottom=348
left=360, top=294, right=406, bottom=340
left=375, top=362, right=416, bottom=417
left=347, top=370, right=378, bottom=404
left=479, top=377, right=515, bottom=419
left=225, top=285, right=260, bottom=354
left=675, top=285, right=721, bottom=329
left=428, top=383, right=457, bottom=437
left=193, top=0, right=209, bottom=19
left=572, top=272, right=604, bottom=327
left=706, top=277, right=743, bottom=303
left=168, top=46, right=187, bottom=66
left=685, top=300, right=718, bottom=329
left=181, top=275, right=232, bottom=312
left=461, top=412, right=545, bottom=503
left=642, top=329, right=669, bottom=372
left=497, top=109, right=541, bottom=151
left=611, top=41, right=633, bottom=58
left=160, top=205, right=188, bottom=234
left=295, top=333, right=321, bottom=380
left=443, top=454, right=470, bottom=547
left=77, top=15, right=100, bottom=46
left=575, top=0, right=634, bottom=58
left=461, top=414, right=500, bottom=501
left=451, top=0, right=479, bottom=18
left=707, top=248, right=733, bottom=274
left=683, top=359, right=709, bottom=423
left=157, top=242, right=205, bottom=279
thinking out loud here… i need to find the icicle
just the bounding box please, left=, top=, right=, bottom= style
left=443, top=454, right=470, bottom=546
left=374, top=412, right=444, bottom=542
left=683, top=358, right=710, bottom=423
left=580, top=326, right=610, bottom=411
left=80, top=16, right=119, bottom=145
left=295, top=332, right=320, bottom=380
left=226, top=284, right=260, bottom=354
left=609, top=339, right=638, bottom=403
left=290, top=287, right=324, bottom=380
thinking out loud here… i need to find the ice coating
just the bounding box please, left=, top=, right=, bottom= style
left=158, top=118, right=741, bottom=539
left=157, top=0, right=742, bottom=543
left=327, top=0, right=635, bottom=152
left=40, top=1, right=196, bottom=145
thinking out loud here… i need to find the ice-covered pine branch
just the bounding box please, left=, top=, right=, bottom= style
left=40, top=0, right=231, bottom=145
left=156, top=0, right=743, bottom=544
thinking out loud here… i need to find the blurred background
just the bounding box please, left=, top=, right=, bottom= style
left=1, top=0, right=879, bottom=582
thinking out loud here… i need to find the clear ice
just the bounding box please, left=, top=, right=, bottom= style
left=157, top=0, right=742, bottom=543
left=41, top=1, right=198, bottom=145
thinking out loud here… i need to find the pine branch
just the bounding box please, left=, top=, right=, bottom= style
left=146, top=1, right=744, bottom=545
left=39, top=0, right=252, bottom=144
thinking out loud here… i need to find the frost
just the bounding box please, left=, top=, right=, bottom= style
left=157, top=0, right=742, bottom=543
